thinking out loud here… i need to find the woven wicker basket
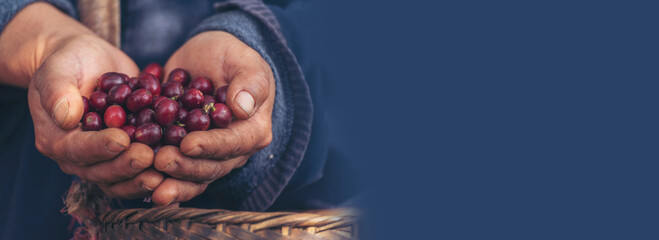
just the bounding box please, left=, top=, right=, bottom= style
left=99, top=207, right=359, bottom=239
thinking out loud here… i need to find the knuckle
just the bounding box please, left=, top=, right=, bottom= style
left=257, top=131, right=273, bottom=150
left=230, top=143, right=243, bottom=158
left=84, top=174, right=101, bottom=184
left=249, top=72, right=270, bottom=98
left=236, top=157, right=249, bottom=168
left=255, top=121, right=273, bottom=150
left=58, top=164, right=74, bottom=175
left=61, top=135, right=86, bottom=166
left=64, top=147, right=84, bottom=166
left=34, top=139, right=53, bottom=157
left=31, top=68, right=45, bottom=90
left=199, top=178, right=215, bottom=185
left=181, top=161, right=199, bottom=179
left=199, top=183, right=210, bottom=193
left=230, top=133, right=245, bottom=157
left=230, top=157, right=249, bottom=171
left=32, top=68, right=53, bottom=95
left=202, top=134, right=220, bottom=159
left=213, top=162, right=228, bottom=180
left=242, top=47, right=262, bottom=61
left=97, top=185, right=118, bottom=198
left=72, top=168, right=101, bottom=183
left=196, top=165, right=217, bottom=183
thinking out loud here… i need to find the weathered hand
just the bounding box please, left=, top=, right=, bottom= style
left=153, top=31, right=275, bottom=205
left=0, top=3, right=163, bottom=199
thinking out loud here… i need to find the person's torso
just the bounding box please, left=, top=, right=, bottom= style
left=121, top=0, right=215, bottom=67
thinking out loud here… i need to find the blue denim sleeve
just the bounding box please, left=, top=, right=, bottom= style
left=186, top=0, right=313, bottom=211
left=0, top=0, right=77, bottom=33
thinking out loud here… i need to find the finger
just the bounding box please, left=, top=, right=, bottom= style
left=223, top=44, right=274, bottom=119
left=154, top=146, right=248, bottom=183
left=179, top=118, right=272, bottom=159
left=98, top=169, right=164, bottom=199
left=152, top=178, right=208, bottom=206
left=61, top=128, right=130, bottom=166
left=226, top=68, right=273, bottom=119
left=32, top=61, right=86, bottom=130
left=79, top=143, right=154, bottom=184
left=28, top=84, right=129, bottom=166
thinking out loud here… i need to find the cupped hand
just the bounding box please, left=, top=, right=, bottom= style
left=10, top=4, right=164, bottom=199
left=28, top=34, right=164, bottom=198
left=152, top=31, right=275, bottom=205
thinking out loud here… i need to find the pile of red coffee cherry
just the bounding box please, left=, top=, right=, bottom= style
left=81, top=63, right=232, bottom=148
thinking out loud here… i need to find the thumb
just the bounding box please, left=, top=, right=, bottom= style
left=226, top=71, right=272, bottom=120
left=33, top=67, right=85, bottom=130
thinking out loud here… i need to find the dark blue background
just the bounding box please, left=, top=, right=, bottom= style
left=1, top=0, right=656, bottom=239
left=320, top=0, right=658, bottom=239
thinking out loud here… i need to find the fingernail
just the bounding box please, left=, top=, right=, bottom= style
left=107, top=141, right=127, bottom=154
left=235, top=91, right=255, bottom=116
left=164, top=161, right=178, bottom=171
left=140, top=183, right=154, bottom=191
left=185, top=146, right=202, bottom=156
left=52, top=98, right=69, bottom=127
left=166, top=196, right=177, bottom=205
left=130, top=160, right=145, bottom=170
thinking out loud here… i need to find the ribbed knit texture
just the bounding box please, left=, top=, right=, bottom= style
left=0, top=0, right=77, bottom=33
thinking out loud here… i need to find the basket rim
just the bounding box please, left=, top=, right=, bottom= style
left=100, top=207, right=360, bottom=233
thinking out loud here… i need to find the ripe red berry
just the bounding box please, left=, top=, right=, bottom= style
left=135, top=123, right=162, bottom=145
left=136, top=108, right=155, bottom=127
left=104, top=105, right=126, bottom=128
left=108, top=83, right=132, bottom=105
left=164, top=125, right=186, bottom=146
left=185, top=109, right=210, bottom=132
left=127, top=113, right=137, bottom=126
left=214, top=86, right=228, bottom=104
left=168, top=68, right=190, bottom=86
left=121, top=125, right=137, bottom=142
left=127, top=77, right=139, bottom=90
left=89, top=91, right=109, bottom=112
left=203, top=95, right=215, bottom=106
left=142, top=63, right=164, bottom=80
left=126, top=89, right=153, bottom=112
left=181, top=89, right=204, bottom=109
left=81, top=112, right=103, bottom=131
left=138, top=73, right=161, bottom=96
left=162, top=81, right=184, bottom=98
left=210, top=103, right=232, bottom=128
left=98, top=72, right=126, bottom=92
left=86, top=69, right=229, bottom=148
left=189, top=76, right=214, bottom=95
left=155, top=99, right=178, bottom=126
left=152, top=95, right=167, bottom=109
left=175, top=108, right=188, bottom=124
left=82, top=96, right=90, bottom=116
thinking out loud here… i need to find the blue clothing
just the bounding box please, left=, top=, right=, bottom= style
left=0, top=0, right=360, bottom=239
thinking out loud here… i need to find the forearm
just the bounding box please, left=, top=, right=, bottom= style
left=0, top=2, right=86, bottom=88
